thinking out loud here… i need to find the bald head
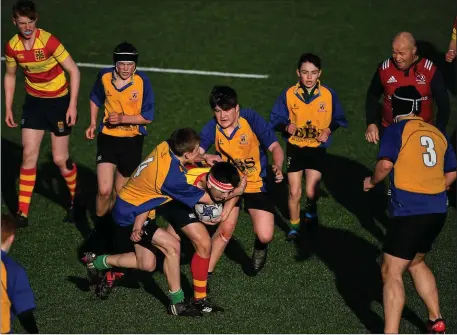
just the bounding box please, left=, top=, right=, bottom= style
left=393, top=32, right=416, bottom=48
left=392, top=32, right=418, bottom=70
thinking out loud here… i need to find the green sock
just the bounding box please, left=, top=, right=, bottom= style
left=290, top=219, right=300, bottom=230
left=93, top=255, right=111, bottom=270
left=169, top=289, right=185, bottom=305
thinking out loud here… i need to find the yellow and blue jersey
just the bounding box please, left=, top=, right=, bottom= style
left=112, top=141, right=205, bottom=226
left=269, top=81, right=347, bottom=148
left=200, top=108, right=278, bottom=193
left=378, top=117, right=457, bottom=217
left=90, top=68, right=155, bottom=137
left=1, top=251, right=36, bottom=334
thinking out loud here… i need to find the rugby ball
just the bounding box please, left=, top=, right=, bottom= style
left=194, top=203, right=223, bottom=222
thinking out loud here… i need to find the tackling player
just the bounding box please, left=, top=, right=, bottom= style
left=269, top=53, right=348, bottom=240
left=3, top=0, right=81, bottom=227
left=365, top=32, right=451, bottom=143
left=445, top=16, right=456, bottom=63
left=85, top=41, right=154, bottom=255
left=84, top=128, right=242, bottom=316
left=363, top=86, right=457, bottom=334
left=199, top=86, right=284, bottom=275
left=160, top=161, right=245, bottom=313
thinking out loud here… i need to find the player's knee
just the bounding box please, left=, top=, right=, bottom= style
left=163, top=238, right=180, bottom=258
left=194, top=237, right=211, bottom=258
left=288, top=187, right=302, bottom=201
left=219, top=227, right=234, bottom=243
left=407, top=258, right=426, bottom=273
left=52, top=154, right=69, bottom=168
left=381, top=261, right=401, bottom=282
left=138, top=258, right=156, bottom=272
left=256, top=232, right=273, bottom=245
left=22, top=147, right=39, bottom=166
left=98, top=186, right=113, bottom=199
left=305, top=184, right=318, bottom=199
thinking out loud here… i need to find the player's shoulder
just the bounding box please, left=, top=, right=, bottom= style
left=201, top=117, right=217, bottom=131
left=285, top=84, right=297, bottom=95
left=378, top=58, right=393, bottom=71
left=1, top=252, right=27, bottom=278
left=36, top=28, right=56, bottom=45
left=384, top=121, right=406, bottom=138
left=239, top=108, right=261, bottom=120
left=398, top=118, right=442, bottom=138
left=417, top=57, right=436, bottom=73
left=6, top=33, right=21, bottom=49
left=133, top=70, right=152, bottom=84
left=319, top=83, right=337, bottom=97
left=37, top=28, right=52, bottom=39
left=155, top=140, right=170, bottom=155
left=97, top=67, right=114, bottom=78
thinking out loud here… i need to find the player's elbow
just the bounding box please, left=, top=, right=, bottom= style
left=445, top=171, right=457, bottom=187
left=268, top=141, right=282, bottom=153
left=4, top=71, right=16, bottom=83
left=379, top=159, right=393, bottom=171
left=68, top=63, right=80, bottom=76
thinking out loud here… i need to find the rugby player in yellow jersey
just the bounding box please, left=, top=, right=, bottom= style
left=445, top=16, right=456, bottom=62
left=3, top=0, right=81, bottom=227
left=199, top=86, right=285, bottom=275
left=84, top=42, right=154, bottom=257
left=1, top=214, right=38, bottom=334
left=269, top=53, right=348, bottom=240
left=84, top=128, right=246, bottom=316
left=160, top=161, right=244, bottom=313
left=363, top=86, right=457, bottom=334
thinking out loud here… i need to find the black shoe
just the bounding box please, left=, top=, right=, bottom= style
left=251, top=246, right=268, bottom=274
left=285, top=228, right=300, bottom=241
left=303, top=214, right=318, bottom=232
left=192, top=297, right=224, bottom=313
left=16, top=213, right=29, bottom=228
left=168, top=299, right=203, bottom=317
left=63, top=204, right=76, bottom=223
left=427, top=318, right=446, bottom=334
left=96, top=270, right=123, bottom=300
left=81, top=252, right=102, bottom=285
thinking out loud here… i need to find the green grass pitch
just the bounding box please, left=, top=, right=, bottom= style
left=1, top=0, right=456, bottom=333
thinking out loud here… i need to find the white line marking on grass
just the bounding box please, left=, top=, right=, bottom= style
left=0, top=57, right=269, bottom=79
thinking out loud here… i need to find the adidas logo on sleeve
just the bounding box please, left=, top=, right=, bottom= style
left=387, top=76, right=397, bottom=84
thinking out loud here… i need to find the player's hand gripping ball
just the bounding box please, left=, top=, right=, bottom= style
left=194, top=203, right=223, bottom=222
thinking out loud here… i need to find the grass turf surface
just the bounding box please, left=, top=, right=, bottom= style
left=1, top=0, right=457, bottom=333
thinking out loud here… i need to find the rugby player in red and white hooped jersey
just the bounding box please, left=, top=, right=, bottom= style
left=364, top=32, right=451, bottom=144
left=4, top=1, right=81, bottom=227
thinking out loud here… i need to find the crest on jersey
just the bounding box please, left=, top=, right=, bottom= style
left=130, top=90, right=139, bottom=101
left=34, top=49, right=45, bottom=61
left=218, top=138, right=224, bottom=145
left=318, top=102, right=326, bottom=112
left=240, top=134, right=248, bottom=145
left=416, top=73, right=426, bottom=85
left=57, top=121, right=65, bottom=133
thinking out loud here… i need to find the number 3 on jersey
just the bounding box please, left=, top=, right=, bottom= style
left=420, top=136, right=437, bottom=167
left=133, top=157, right=154, bottom=178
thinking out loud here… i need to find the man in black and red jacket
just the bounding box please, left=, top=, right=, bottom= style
left=365, top=32, right=451, bottom=143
